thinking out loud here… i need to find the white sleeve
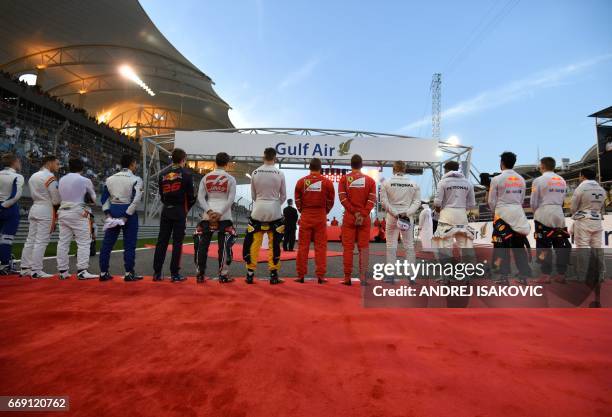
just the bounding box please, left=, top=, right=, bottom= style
left=86, top=178, right=96, bottom=203
left=126, top=177, right=143, bottom=216
left=1, top=174, right=24, bottom=208
left=219, top=176, right=236, bottom=216
left=433, top=180, right=444, bottom=208
left=406, top=185, right=422, bottom=216
left=380, top=183, right=395, bottom=216
left=279, top=172, right=287, bottom=205
left=530, top=179, right=541, bottom=212
left=197, top=178, right=210, bottom=212
left=250, top=173, right=256, bottom=201
left=487, top=177, right=498, bottom=211
left=570, top=185, right=581, bottom=214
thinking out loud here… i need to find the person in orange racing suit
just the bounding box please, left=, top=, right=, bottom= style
left=338, top=154, right=376, bottom=286
left=294, top=158, right=335, bottom=284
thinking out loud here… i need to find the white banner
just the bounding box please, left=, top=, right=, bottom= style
left=175, top=131, right=439, bottom=162
left=468, top=215, right=612, bottom=248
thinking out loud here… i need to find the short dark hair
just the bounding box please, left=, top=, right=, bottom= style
left=309, top=158, right=322, bottom=172
left=287, top=199, right=293, bottom=205
left=350, top=154, right=363, bottom=169
left=68, top=158, right=84, bottom=173
left=263, top=147, right=276, bottom=161
left=500, top=152, right=517, bottom=169
left=444, top=161, right=459, bottom=172
left=1, top=153, right=17, bottom=168
left=172, top=148, right=186, bottom=164
left=215, top=152, right=230, bottom=167
left=121, top=154, right=137, bottom=169
left=540, top=157, right=556, bottom=171
left=393, top=160, right=406, bottom=173
left=580, top=168, right=596, bottom=180
left=41, top=155, right=58, bottom=166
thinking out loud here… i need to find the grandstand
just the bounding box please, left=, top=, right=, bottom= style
left=0, top=0, right=253, bottom=233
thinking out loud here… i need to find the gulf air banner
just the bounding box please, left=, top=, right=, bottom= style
left=175, top=131, right=439, bottom=162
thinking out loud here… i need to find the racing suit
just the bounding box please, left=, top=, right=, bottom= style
left=243, top=163, right=286, bottom=275
left=380, top=173, right=421, bottom=268
left=56, top=173, right=97, bottom=273
left=153, top=165, right=196, bottom=276
left=21, top=168, right=60, bottom=274
left=571, top=179, right=605, bottom=281
left=99, top=168, right=143, bottom=274
left=294, top=172, right=335, bottom=279
left=193, top=168, right=237, bottom=278
left=338, top=171, right=376, bottom=281
left=530, top=171, right=570, bottom=276
left=433, top=171, right=476, bottom=249
left=0, top=167, right=24, bottom=272
left=488, top=169, right=531, bottom=277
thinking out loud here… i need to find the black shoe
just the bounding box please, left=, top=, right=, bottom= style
left=360, top=280, right=368, bottom=287
left=495, top=276, right=510, bottom=285
left=196, top=274, right=205, bottom=284
left=171, top=274, right=186, bottom=282
left=124, top=272, right=140, bottom=282
left=294, top=277, right=305, bottom=283
left=515, top=276, right=529, bottom=286
left=219, top=275, right=234, bottom=283
left=318, top=278, right=328, bottom=284
left=152, top=273, right=164, bottom=282
left=341, top=279, right=352, bottom=286
left=383, top=276, right=395, bottom=284
left=246, top=271, right=255, bottom=284
left=99, top=272, right=114, bottom=282
left=269, top=271, right=284, bottom=285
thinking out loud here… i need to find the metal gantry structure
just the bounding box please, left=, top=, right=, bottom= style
left=431, top=73, right=442, bottom=140
left=140, top=128, right=474, bottom=223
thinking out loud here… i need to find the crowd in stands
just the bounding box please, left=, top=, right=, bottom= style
left=0, top=70, right=134, bottom=142
left=0, top=71, right=139, bottom=189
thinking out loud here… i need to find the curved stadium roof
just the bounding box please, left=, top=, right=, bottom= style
left=0, top=0, right=233, bottom=137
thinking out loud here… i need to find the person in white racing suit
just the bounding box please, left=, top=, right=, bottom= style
left=98, top=154, right=144, bottom=282
left=194, top=152, right=237, bottom=283
left=20, top=155, right=61, bottom=278
left=380, top=161, right=421, bottom=281
left=243, top=147, right=286, bottom=285
left=433, top=161, right=476, bottom=249
left=0, top=153, right=24, bottom=274
left=56, top=158, right=98, bottom=280
left=530, top=157, right=570, bottom=283
left=418, top=202, right=433, bottom=251
left=570, top=168, right=606, bottom=282
left=488, top=152, right=532, bottom=283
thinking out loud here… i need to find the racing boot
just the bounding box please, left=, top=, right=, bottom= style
left=99, top=272, right=114, bottom=282
left=219, top=274, right=234, bottom=283
left=269, top=270, right=284, bottom=285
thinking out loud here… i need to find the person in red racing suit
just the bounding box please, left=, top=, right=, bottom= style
left=338, top=154, right=376, bottom=285
left=294, top=158, right=335, bottom=284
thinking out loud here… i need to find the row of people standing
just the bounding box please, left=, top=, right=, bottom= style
left=0, top=152, right=143, bottom=279
left=488, top=152, right=605, bottom=283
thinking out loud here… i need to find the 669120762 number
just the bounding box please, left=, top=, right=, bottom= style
left=0, top=396, right=69, bottom=411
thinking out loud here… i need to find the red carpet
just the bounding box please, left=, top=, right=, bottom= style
left=144, top=243, right=343, bottom=262
left=1, top=276, right=611, bottom=417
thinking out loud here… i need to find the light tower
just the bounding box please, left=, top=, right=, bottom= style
left=431, top=73, right=441, bottom=140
